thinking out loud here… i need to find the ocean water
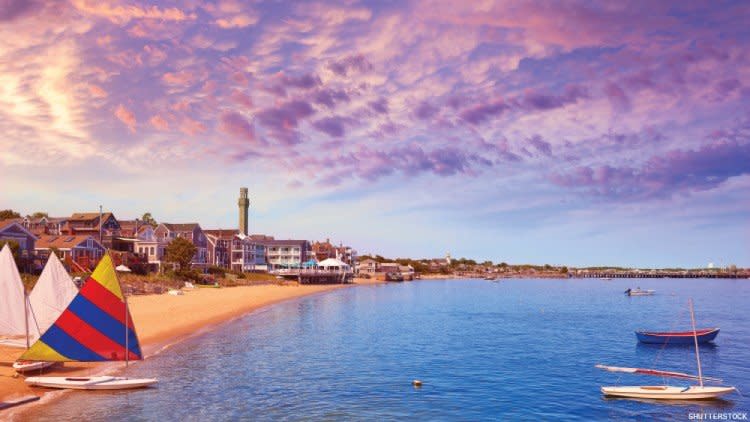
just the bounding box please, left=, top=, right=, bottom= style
left=20, top=279, right=750, bottom=421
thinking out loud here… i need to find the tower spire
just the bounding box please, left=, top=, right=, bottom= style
left=238, top=187, right=249, bottom=236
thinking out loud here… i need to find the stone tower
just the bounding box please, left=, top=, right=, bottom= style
left=238, top=187, right=249, bottom=235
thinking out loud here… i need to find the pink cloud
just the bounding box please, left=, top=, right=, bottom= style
left=230, top=90, right=253, bottom=108
left=71, top=0, right=197, bottom=24
left=88, top=84, right=107, bottom=98
left=216, top=14, right=258, bottom=29
left=162, top=70, right=194, bottom=86
left=180, top=117, right=207, bottom=136
left=149, top=115, right=169, bottom=131
left=115, top=104, right=137, bottom=132
left=219, top=111, right=258, bottom=144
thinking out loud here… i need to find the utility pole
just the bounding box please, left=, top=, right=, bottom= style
left=99, top=205, right=103, bottom=244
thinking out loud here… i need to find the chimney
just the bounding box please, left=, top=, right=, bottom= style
left=238, top=187, right=249, bottom=236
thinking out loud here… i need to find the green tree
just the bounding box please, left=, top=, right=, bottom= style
left=141, top=212, right=157, bottom=227
left=164, top=237, right=197, bottom=271
left=0, top=240, right=21, bottom=266
left=30, top=212, right=48, bottom=219
left=0, top=209, right=21, bottom=220
left=561, top=266, right=569, bottom=274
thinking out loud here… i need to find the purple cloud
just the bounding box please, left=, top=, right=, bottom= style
left=368, top=97, right=388, bottom=114
left=312, top=88, right=350, bottom=108
left=460, top=99, right=509, bottom=125
left=0, top=0, right=38, bottom=21
left=219, top=111, right=257, bottom=143
left=603, top=82, right=630, bottom=112
left=328, top=54, right=372, bottom=76
left=256, top=100, right=315, bottom=144
left=527, top=135, right=552, bottom=157
left=551, top=140, right=750, bottom=199
left=264, top=72, right=321, bottom=97
left=521, top=84, right=589, bottom=111
left=415, top=101, right=439, bottom=120
left=312, top=116, right=349, bottom=138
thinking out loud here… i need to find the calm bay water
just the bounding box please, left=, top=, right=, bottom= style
left=21, top=278, right=750, bottom=421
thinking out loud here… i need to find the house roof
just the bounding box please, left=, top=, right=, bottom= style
left=69, top=212, right=115, bottom=222
left=118, top=220, right=153, bottom=236
left=249, top=234, right=274, bottom=241
left=160, top=223, right=201, bottom=232
left=36, top=234, right=103, bottom=250
left=257, top=239, right=308, bottom=247
left=0, top=219, right=39, bottom=239
left=204, top=229, right=239, bottom=239
left=0, top=218, right=23, bottom=230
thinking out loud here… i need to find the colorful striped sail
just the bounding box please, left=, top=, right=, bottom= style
left=20, top=255, right=142, bottom=362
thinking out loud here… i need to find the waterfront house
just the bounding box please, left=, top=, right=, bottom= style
left=154, top=223, right=208, bottom=270
left=63, top=212, right=122, bottom=249
left=257, top=237, right=311, bottom=270
left=35, top=234, right=105, bottom=271
left=0, top=219, right=38, bottom=259
left=378, top=262, right=401, bottom=274
left=356, top=258, right=379, bottom=275
left=18, top=216, right=68, bottom=237
left=205, top=229, right=267, bottom=272
left=399, top=265, right=415, bottom=277
left=205, top=230, right=233, bottom=269
left=312, top=239, right=358, bottom=266
left=117, top=221, right=162, bottom=272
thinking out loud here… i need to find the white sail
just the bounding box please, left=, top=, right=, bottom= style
left=28, top=253, right=78, bottom=343
left=0, top=244, right=31, bottom=346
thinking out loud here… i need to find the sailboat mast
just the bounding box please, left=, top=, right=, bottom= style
left=689, top=299, right=703, bottom=387
left=125, top=293, right=129, bottom=368
left=24, top=295, right=29, bottom=349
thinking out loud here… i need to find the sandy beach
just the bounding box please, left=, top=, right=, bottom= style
left=0, top=279, right=379, bottom=409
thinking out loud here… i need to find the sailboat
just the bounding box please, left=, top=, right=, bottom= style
left=21, top=254, right=157, bottom=390
left=0, top=244, right=33, bottom=349
left=13, top=253, right=79, bottom=373
left=598, top=299, right=735, bottom=400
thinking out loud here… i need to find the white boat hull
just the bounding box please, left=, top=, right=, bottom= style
left=601, top=385, right=735, bottom=400
left=13, top=361, right=58, bottom=373
left=25, top=376, right=158, bottom=390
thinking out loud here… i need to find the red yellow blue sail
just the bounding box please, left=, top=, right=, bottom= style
left=20, top=255, right=142, bottom=362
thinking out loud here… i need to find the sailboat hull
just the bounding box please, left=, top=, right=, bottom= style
left=601, top=386, right=735, bottom=400
left=12, top=361, right=58, bottom=373
left=26, top=376, right=157, bottom=390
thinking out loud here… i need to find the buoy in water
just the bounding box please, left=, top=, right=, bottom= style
left=412, top=379, right=422, bottom=387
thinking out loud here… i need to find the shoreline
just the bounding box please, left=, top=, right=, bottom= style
left=2, top=278, right=383, bottom=418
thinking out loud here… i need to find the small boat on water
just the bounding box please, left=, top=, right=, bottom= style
left=625, top=288, right=654, bottom=296
left=25, top=376, right=156, bottom=390
left=600, top=277, right=612, bottom=281
left=636, top=328, right=719, bottom=344
left=598, top=299, right=735, bottom=400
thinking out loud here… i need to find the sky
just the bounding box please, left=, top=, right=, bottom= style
left=1, top=0, right=749, bottom=268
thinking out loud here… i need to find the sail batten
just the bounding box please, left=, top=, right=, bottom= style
left=20, top=255, right=143, bottom=362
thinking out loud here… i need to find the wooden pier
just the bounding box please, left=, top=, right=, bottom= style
left=575, top=272, right=746, bottom=279
left=272, top=269, right=353, bottom=284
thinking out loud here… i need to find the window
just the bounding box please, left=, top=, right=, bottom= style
left=150, top=247, right=154, bottom=256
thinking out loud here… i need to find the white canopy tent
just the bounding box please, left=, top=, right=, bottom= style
left=317, top=258, right=351, bottom=272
